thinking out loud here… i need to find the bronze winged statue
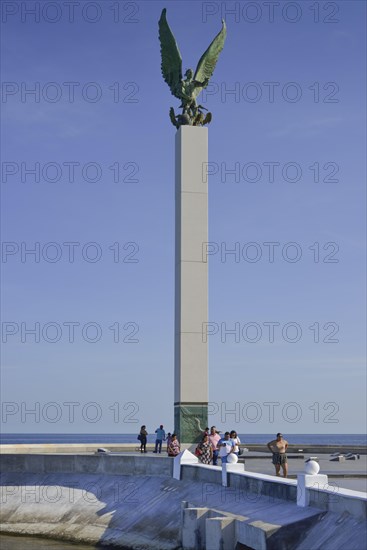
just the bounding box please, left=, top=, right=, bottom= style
left=158, top=8, right=226, bottom=129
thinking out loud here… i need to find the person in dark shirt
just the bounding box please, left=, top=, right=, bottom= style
left=139, top=425, right=148, bottom=453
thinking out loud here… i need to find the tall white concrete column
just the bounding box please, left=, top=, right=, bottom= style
left=174, top=126, right=208, bottom=443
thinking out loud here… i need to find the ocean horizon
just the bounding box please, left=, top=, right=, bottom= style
left=1, top=433, right=366, bottom=446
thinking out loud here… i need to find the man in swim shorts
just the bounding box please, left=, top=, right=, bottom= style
left=267, top=432, right=288, bottom=477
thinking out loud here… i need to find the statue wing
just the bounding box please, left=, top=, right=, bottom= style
left=193, top=19, right=227, bottom=98
left=159, top=8, right=183, bottom=100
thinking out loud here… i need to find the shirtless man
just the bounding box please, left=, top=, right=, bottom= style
left=267, top=433, right=288, bottom=477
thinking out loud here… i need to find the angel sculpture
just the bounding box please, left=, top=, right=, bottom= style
left=158, top=8, right=226, bottom=129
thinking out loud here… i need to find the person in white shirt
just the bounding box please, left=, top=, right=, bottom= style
left=217, top=431, right=235, bottom=463
left=230, top=430, right=241, bottom=455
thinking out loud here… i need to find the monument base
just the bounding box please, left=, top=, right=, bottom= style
left=174, top=402, right=208, bottom=443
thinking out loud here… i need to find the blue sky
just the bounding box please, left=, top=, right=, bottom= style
left=1, top=0, right=366, bottom=435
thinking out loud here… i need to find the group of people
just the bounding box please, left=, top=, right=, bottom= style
left=195, top=427, right=241, bottom=465
left=195, top=428, right=289, bottom=477
left=138, top=425, right=289, bottom=477
left=138, top=425, right=181, bottom=457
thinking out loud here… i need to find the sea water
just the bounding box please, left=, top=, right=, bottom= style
left=0, top=534, right=131, bottom=549
left=0, top=534, right=117, bottom=549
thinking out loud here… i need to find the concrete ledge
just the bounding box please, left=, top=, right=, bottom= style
left=206, top=516, right=236, bottom=550
left=0, top=454, right=173, bottom=477
left=2, top=443, right=365, bottom=455
left=308, top=486, right=367, bottom=519
left=181, top=464, right=222, bottom=485
left=244, top=445, right=366, bottom=455
left=228, top=470, right=297, bottom=504
left=182, top=507, right=210, bottom=549
left=236, top=519, right=280, bottom=550
left=0, top=443, right=158, bottom=454
left=234, top=511, right=330, bottom=550
left=181, top=463, right=367, bottom=521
